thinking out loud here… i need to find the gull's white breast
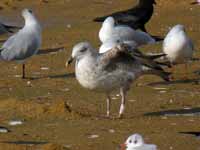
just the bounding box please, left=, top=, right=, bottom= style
left=163, top=29, right=193, bottom=64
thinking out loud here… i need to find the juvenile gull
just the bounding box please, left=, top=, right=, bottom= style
left=93, top=0, right=156, bottom=33
left=66, top=42, right=170, bottom=118
left=163, top=25, right=194, bottom=66
left=120, top=133, right=157, bottom=150
left=99, top=39, right=167, bottom=67
left=99, top=17, right=155, bottom=47
left=0, top=9, right=42, bottom=79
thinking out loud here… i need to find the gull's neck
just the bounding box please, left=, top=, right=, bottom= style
left=103, top=22, right=113, bottom=31
left=24, top=14, right=41, bottom=31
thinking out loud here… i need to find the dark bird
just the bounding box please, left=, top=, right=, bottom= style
left=93, top=0, right=156, bottom=33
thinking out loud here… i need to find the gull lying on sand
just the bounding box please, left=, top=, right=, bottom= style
left=66, top=42, right=170, bottom=118
left=0, top=9, right=42, bottom=79
left=99, top=17, right=156, bottom=47
left=120, top=133, right=157, bottom=150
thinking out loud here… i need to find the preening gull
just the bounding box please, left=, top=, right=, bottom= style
left=66, top=42, right=170, bottom=118
left=0, top=9, right=42, bottom=79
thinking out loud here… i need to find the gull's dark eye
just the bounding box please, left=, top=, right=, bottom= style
left=80, top=47, right=87, bottom=53
left=134, top=140, right=137, bottom=144
left=129, top=140, right=132, bottom=143
left=28, top=9, right=33, bottom=13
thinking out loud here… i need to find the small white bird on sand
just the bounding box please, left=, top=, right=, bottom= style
left=163, top=24, right=194, bottom=65
left=0, top=9, right=42, bottom=79
left=120, top=134, right=157, bottom=150
left=66, top=42, right=170, bottom=118
left=99, top=17, right=156, bottom=46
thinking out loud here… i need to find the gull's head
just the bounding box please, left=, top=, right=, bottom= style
left=22, top=9, right=34, bottom=19
left=121, top=134, right=144, bottom=150
left=139, top=0, right=156, bottom=5
left=66, top=42, right=94, bottom=67
left=103, top=17, right=115, bottom=27
left=173, top=24, right=185, bottom=32
left=22, top=8, right=40, bottom=28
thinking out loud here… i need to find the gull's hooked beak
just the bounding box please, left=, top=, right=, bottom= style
left=66, top=56, right=74, bottom=67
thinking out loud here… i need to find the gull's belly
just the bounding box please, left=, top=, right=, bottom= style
left=96, top=70, right=137, bottom=92
left=76, top=66, right=139, bottom=92
left=163, top=34, right=193, bottom=64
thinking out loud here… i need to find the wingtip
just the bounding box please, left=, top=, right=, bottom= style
left=3, top=24, right=22, bottom=33
left=93, top=17, right=105, bottom=22
left=152, top=35, right=164, bottom=42
left=163, top=71, right=172, bottom=82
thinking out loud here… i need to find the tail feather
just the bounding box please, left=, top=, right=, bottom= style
left=134, top=54, right=164, bottom=71
left=142, top=66, right=171, bottom=82
left=3, top=24, right=21, bottom=30
left=157, top=71, right=171, bottom=82
left=120, top=43, right=171, bottom=81
left=145, top=53, right=166, bottom=60
left=151, top=35, right=164, bottom=42
left=156, top=61, right=172, bottom=68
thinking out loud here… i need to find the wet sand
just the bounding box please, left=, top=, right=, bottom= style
left=0, top=0, right=200, bottom=150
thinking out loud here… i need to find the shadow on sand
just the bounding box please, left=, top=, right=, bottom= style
left=148, top=78, right=200, bottom=86
left=24, top=73, right=75, bottom=80
left=37, top=47, right=65, bottom=55
left=1, top=141, right=48, bottom=145
left=144, top=107, right=200, bottom=117
left=179, top=132, right=200, bottom=138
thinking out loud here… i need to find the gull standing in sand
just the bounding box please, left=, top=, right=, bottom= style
left=0, top=9, right=42, bottom=79
left=120, top=133, right=157, bottom=150
left=99, top=17, right=155, bottom=47
left=66, top=42, right=170, bottom=118
left=163, top=24, right=194, bottom=72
